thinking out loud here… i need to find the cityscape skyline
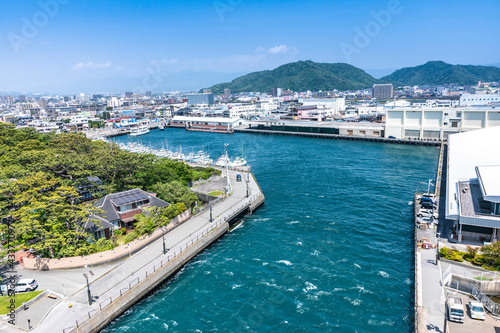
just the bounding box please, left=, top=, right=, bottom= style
left=1, top=0, right=500, bottom=93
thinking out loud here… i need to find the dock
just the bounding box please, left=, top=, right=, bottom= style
left=235, top=127, right=441, bottom=146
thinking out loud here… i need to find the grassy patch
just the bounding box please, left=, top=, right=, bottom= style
left=209, top=190, right=224, bottom=197
left=0, top=290, right=44, bottom=315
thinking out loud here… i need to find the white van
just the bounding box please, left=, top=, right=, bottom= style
left=448, top=296, right=465, bottom=323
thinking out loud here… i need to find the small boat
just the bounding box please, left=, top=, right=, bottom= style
left=158, top=123, right=165, bottom=131
left=130, top=125, right=150, bottom=136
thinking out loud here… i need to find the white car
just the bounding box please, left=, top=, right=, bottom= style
left=468, top=300, right=485, bottom=320
left=417, top=209, right=438, bottom=219
left=417, top=216, right=433, bottom=224
left=15, top=279, right=38, bottom=293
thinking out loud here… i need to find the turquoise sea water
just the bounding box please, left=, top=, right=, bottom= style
left=104, top=129, right=439, bottom=333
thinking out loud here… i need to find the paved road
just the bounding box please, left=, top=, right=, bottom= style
left=1, top=169, right=261, bottom=332
left=419, top=247, right=446, bottom=332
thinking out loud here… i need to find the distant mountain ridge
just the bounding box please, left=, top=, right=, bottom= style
left=205, top=60, right=500, bottom=94
left=205, top=60, right=379, bottom=94
left=381, top=61, right=500, bottom=86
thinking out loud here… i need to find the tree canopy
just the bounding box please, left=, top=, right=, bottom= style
left=0, top=124, right=218, bottom=258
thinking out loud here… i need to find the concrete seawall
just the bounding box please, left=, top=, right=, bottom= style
left=73, top=221, right=229, bottom=333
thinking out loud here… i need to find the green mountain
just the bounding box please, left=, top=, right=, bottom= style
left=204, top=60, right=379, bottom=94
left=381, top=61, right=500, bottom=86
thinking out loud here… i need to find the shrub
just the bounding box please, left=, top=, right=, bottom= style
left=124, top=231, right=138, bottom=243
left=114, top=229, right=122, bottom=236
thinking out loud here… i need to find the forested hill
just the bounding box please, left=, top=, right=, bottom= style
left=205, top=60, right=379, bottom=94
left=381, top=61, right=500, bottom=86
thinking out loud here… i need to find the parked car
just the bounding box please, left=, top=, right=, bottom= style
left=420, top=201, right=437, bottom=209
left=236, top=174, right=242, bottom=182
left=15, top=279, right=38, bottom=293
left=417, top=217, right=433, bottom=224
left=448, top=296, right=465, bottom=323
left=468, top=300, right=485, bottom=320
left=420, top=197, right=437, bottom=205
left=417, top=209, right=438, bottom=219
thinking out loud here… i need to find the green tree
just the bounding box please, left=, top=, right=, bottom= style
left=151, top=181, right=197, bottom=208
left=134, top=206, right=167, bottom=235
left=11, top=172, right=101, bottom=258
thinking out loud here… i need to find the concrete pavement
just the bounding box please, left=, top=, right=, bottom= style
left=0, top=169, right=263, bottom=332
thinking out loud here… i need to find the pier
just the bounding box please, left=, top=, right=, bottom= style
left=235, top=127, right=442, bottom=146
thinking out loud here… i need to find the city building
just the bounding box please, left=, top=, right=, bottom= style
left=445, top=127, right=500, bottom=243
left=299, top=98, right=346, bottom=114
left=224, top=89, right=231, bottom=99
left=171, top=116, right=246, bottom=129
left=372, top=84, right=394, bottom=99
left=460, top=93, right=500, bottom=106
left=187, top=93, right=214, bottom=106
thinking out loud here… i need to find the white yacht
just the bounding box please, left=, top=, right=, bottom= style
left=130, top=125, right=150, bottom=136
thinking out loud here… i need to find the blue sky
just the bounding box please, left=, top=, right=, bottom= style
left=1, top=0, right=499, bottom=92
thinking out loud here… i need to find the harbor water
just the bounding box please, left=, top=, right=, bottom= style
left=104, top=128, right=439, bottom=333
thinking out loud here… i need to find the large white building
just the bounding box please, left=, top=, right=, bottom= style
left=460, top=93, right=500, bottom=106
left=385, top=107, right=500, bottom=140
left=446, top=127, right=500, bottom=243
left=299, top=98, right=346, bottom=114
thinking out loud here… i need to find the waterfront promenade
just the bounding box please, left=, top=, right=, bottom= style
left=1, top=169, right=263, bottom=332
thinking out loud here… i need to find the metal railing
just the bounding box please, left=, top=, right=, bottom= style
left=472, top=285, right=500, bottom=316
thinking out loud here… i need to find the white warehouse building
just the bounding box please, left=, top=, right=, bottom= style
left=385, top=107, right=500, bottom=140
left=460, top=93, right=500, bottom=107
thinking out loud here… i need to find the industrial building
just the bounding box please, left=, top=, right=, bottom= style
left=385, top=107, right=500, bottom=140
left=445, top=127, right=500, bottom=243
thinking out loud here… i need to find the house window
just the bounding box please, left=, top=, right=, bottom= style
left=451, top=121, right=458, bottom=128
left=456, top=112, right=461, bottom=118
left=444, top=122, right=448, bottom=125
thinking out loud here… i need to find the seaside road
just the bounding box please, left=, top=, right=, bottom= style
left=420, top=248, right=446, bottom=332
left=70, top=170, right=249, bottom=304
left=20, top=170, right=258, bottom=333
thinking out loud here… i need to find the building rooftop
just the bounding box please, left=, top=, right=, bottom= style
left=458, top=180, right=500, bottom=225
left=446, top=126, right=500, bottom=220
left=476, top=166, right=500, bottom=203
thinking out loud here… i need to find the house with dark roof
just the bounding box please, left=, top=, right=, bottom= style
left=86, top=188, right=170, bottom=240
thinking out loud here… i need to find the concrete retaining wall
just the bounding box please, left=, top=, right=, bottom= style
left=73, top=221, right=229, bottom=333
left=23, top=210, right=192, bottom=270
left=451, top=275, right=500, bottom=294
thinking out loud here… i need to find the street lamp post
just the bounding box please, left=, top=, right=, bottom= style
left=162, top=227, right=169, bottom=254
left=246, top=168, right=251, bottom=198
left=436, top=231, right=441, bottom=265
left=82, top=270, right=94, bottom=306
left=209, top=201, right=213, bottom=223
left=224, top=143, right=230, bottom=194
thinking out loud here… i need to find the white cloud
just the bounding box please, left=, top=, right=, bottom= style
left=256, top=45, right=297, bottom=55
left=73, top=60, right=112, bottom=70
left=150, top=59, right=179, bottom=66
left=267, top=44, right=289, bottom=54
